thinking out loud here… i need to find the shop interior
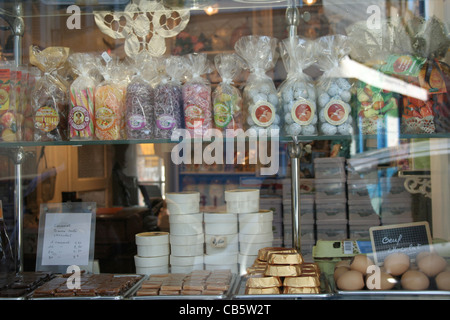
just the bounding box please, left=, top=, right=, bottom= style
left=0, top=0, right=449, bottom=299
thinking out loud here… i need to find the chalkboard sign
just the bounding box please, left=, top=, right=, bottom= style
left=369, top=221, right=432, bottom=264
left=36, top=202, right=96, bottom=274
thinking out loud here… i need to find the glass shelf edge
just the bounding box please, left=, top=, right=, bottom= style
left=0, top=133, right=448, bottom=148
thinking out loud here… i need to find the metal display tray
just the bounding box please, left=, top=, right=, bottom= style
left=129, top=273, right=239, bottom=300
left=328, top=275, right=450, bottom=298
left=28, top=274, right=146, bottom=300
left=232, top=274, right=333, bottom=299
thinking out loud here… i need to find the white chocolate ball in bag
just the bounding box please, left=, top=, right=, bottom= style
left=318, top=92, right=330, bottom=108
left=288, top=123, right=302, bottom=136
left=336, top=78, right=351, bottom=90
left=340, top=90, right=351, bottom=103
left=302, top=124, right=316, bottom=135
left=268, top=93, right=279, bottom=106
left=321, top=122, right=337, bottom=135
left=284, top=113, right=294, bottom=125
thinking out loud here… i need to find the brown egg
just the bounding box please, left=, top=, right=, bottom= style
left=417, top=253, right=447, bottom=277
left=366, top=271, right=397, bottom=290
left=336, top=270, right=365, bottom=291
left=435, top=271, right=450, bottom=291
left=350, top=254, right=374, bottom=275
left=401, top=270, right=430, bottom=290
left=334, top=266, right=350, bottom=282
left=334, top=260, right=351, bottom=269
left=416, top=251, right=431, bottom=262
left=383, top=252, right=410, bottom=276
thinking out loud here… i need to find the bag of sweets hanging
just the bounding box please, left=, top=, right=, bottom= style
left=182, top=53, right=213, bottom=137
left=125, top=53, right=157, bottom=140
left=346, top=18, right=413, bottom=135
left=212, top=53, right=244, bottom=135
left=154, top=55, right=186, bottom=139
left=234, top=35, right=280, bottom=136
left=279, top=36, right=317, bottom=137
left=315, top=35, right=354, bottom=136
left=68, top=53, right=98, bottom=140
left=95, top=57, right=126, bottom=141
left=29, top=46, right=70, bottom=141
left=385, top=16, right=450, bottom=134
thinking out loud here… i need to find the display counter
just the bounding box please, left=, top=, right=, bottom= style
left=0, top=0, right=449, bottom=303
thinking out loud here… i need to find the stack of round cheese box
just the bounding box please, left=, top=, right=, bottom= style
left=224, top=189, right=274, bottom=275
left=245, top=247, right=321, bottom=294
left=203, top=210, right=239, bottom=274
left=166, top=191, right=204, bottom=273
left=134, top=232, right=170, bottom=275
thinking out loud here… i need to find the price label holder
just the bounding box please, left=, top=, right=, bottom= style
left=36, top=202, right=96, bottom=274
left=369, top=221, right=432, bottom=264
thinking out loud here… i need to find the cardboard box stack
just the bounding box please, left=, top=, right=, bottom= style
left=314, top=157, right=348, bottom=242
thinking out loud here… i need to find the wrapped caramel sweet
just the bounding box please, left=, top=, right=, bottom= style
left=283, top=287, right=319, bottom=294
left=264, top=264, right=302, bottom=277
left=29, top=46, right=70, bottom=141
left=257, top=247, right=297, bottom=262
left=246, top=276, right=282, bottom=288
left=267, top=252, right=304, bottom=265
left=283, top=275, right=320, bottom=288
left=245, top=287, right=281, bottom=295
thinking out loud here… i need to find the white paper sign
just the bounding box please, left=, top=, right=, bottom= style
left=41, top=213, right=92, bottom=266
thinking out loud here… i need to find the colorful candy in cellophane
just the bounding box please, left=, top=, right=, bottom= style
left=29, top=46, right=70, bottom=142
left=234, top=35, right=280, bottom=136
left=401, top=60, right=449, bottom=134
left=356, top=81, right=399, bottom=135
left=315, top=35, right=354, bottom=136
left=278, top=36, right=317, bottom=137
left=68, top=53, right=98, bottom=140
left=125, top=53, right=158, bottom=140
left=212, top=53, right=243, bottom=136
left=154, top=55, right=185, bottom=139
left=182, top=53, right=213, bottom=137
left=22, top=67, right=39, bottom=141
left=95, top=59, right=126, bottom=141
left=0, top=62, right=18, bottom=142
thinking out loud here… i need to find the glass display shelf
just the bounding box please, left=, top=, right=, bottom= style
left=0, top=133, right=448, bottom=148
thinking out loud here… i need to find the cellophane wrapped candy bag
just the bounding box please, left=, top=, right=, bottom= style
left=0, top=61, right=20, bottom=142
left=125, top=53, right=157, bottom=140
left=68, top=53, right=98, bottom=140
left=154, top=55, right=186, bottom=139
left=212, top=53, right=244, bottom=136
left=29, top=46, right=70, bottom=141
left=315, top=35, right=354, bottom=136
left=234, top=35, right=280, bottom=136
left=399, top=16, right=450, bottom=134
left=182, top=53, right=213, bottom=137
left=94, top=57, right=127, bottom=141
left=278, top=36, right=317, bottom=137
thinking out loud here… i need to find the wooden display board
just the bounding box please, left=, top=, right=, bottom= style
left=369, top=221, right=432, bottom=264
